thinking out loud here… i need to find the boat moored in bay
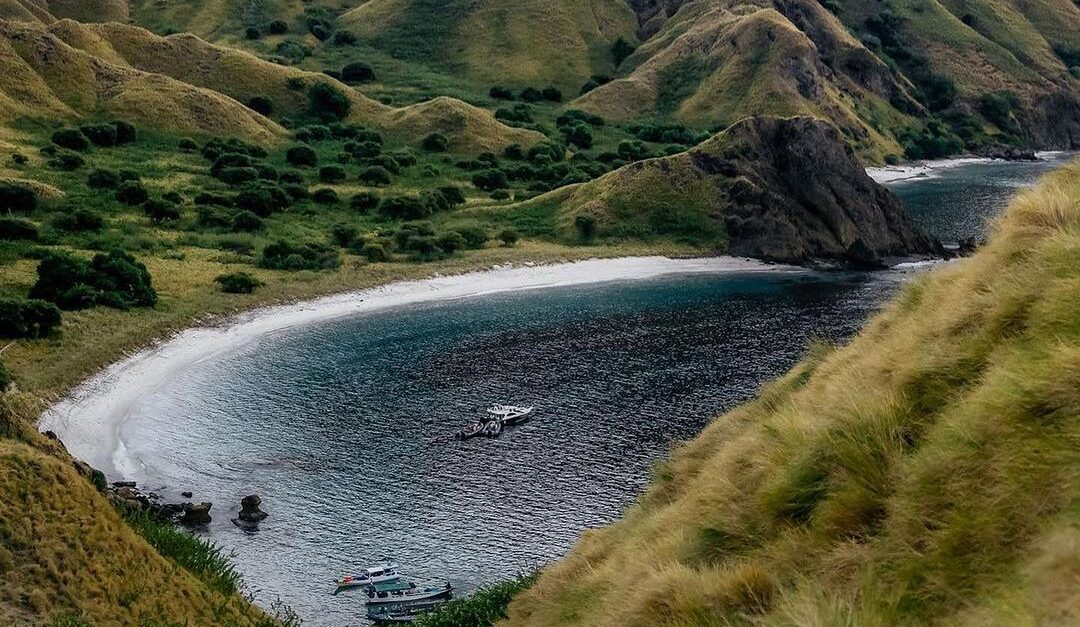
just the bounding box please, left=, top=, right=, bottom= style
left=455, top=404, right=534, bottom=440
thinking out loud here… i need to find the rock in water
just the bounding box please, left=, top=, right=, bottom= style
left=238, top=494, right=268, bottom=523
left=180, top=502, right=212, bottom=526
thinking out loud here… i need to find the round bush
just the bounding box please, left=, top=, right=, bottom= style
left=312, top=188, right=339, bottom=204
left=52, top=208, right=103, bottom=233
left=331, top=223, right=358, bottom=246
left=0, top=217, right=38, bottom=241
left=341, top=62, right=376, bottom=84
left=113, top=121, right=137, bottom=145
left=143, top=199, right=181, bottom=224
left=319, top=165, right=347, bottom=183
left=248, top=96, right=274, bottom=116
left=48, top=153, right=84, bottom=171
left=266, top=19, right=288, bottom=35
left=179, top=138, right=199, bottom=152
left=51, top=129, right=89, bottom=152
left=489, top=86, right=513, bottom=100
left=286, top=145, right=318, bottom=167
left=80, top=124, right=118, bottom=147
left=472, top=169, right=509, bottom=191
left=308, top=83, right=351, bottom=121
left=422, top=132, right=450, bottom=152
left=351, top=192, right=379, bottom=212
left=436, top=231, right=466, bottom=254
left=115, top=181, right=149, bottom=205
left=230, top=210, right=265, bottom=232
left=541, top=86, right=563, bottom=102
left=498, top=228, right=520, bottom=247
left=359, top=165, right=393, bottom=186
left=215, top=272, right=263, bottom=294
left=245, top=27, right=261, bottom=40
left=456, top=225, right=488, bottom=249
left=378, top=195, right=429, bottom=220
left=333, top=30, right=357, bottom=46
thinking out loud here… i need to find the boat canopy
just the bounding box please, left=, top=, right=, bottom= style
left=370, top=580, right=415, bottom=593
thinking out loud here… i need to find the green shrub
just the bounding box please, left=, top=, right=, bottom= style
left=313, top=188, right=339, bottom=204
left=541, top=86, right=563, bottom=102
left=341, top=62, right=376, bottom=83
left=215, top=272, right=263, bottom=294
left=286, top=145, right=318, bottom=167
left=412, top=571, right=539, bottom=627
left=143, top=199, right=181, bottom=224
left=519, top=87, right=543, bottom=102
left=235, top=185, right=289, bottom=217
left=378, top=194, right=429, bottom=219
left=319, top=165, right=347, bottom=183
left=248, top=96, right=274, bottom=116
left=52, top=208, right=103, bottom=233
left=308, top=83, right=351, bottom=121
left=489, top=86, right=514, bottom=100
left=497, top=228, right=519, bottom=247
left=267, top=19, right=288, bottom=35
left=456, top=225, right=488, bottom=249
left=48, top=152, right=84, bottom=171
left=229, top=210, right=265, bottom=233
left=331, top=223, right=358, bottom=246
left=0, top=362, right=9, bottom=392
left=113, top=121, right=137, bottom=144
left=346, top=140, right=382, bottom=158
left=245, top=27, right=261, bottom=40
left=115, top=181, right=149, bottom=205
left=490, top=189, right=510, bottom=200
left=51, top=129, right=89, bottom=152
left=978, top=91, right=1020, bottom=131
left=503, top=144, right=525, bottom=160
left=275, top=39, right=311, bottom=64
left=351, top=191, right=380, bottom=212
left=359, top=165, right=393, bottom=186
left=473, top=169, right=509, bottom=191
left=0, top=298, right=62, bottom=339
left=124, top=511, right=241, bottom=595
left=279, top=170, right=305, bottom=184
left=563, top=122, right=593, bottom=149
left=436, top=231, right=466, bottom=254
left=87, top=168, right=120, bottom=189
left=79, top=123, right=118, bottom=147
left=0, top=217, right=38, bottom=241
left=333, top=29, right=357, bottom=45
left=422, top=132, right=450, bottom=152
left=29, top=250, right=156, bottom=310
left=259, top=239, right=341, bottom=270
left=495, top=104, right=534, bottom=124
left=359, top=241, right=389, bottom=262
left=216, top=167, right=260, bottom=185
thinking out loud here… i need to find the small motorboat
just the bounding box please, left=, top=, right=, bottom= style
left=334, top=561, right=401, bottom=591
left=366, top=599, right=448, bottom=623
left=364, top=580, right=453, bottom=604
left=455, top=404, right=534, bottom=439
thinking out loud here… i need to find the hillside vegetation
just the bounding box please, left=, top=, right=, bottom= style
left=504, top=157, right=1080, bottom=625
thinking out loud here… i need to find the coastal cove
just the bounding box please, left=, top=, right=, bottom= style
left=39, top=154, right=1073, bottom=626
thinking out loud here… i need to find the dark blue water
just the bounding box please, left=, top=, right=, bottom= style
left=115, top=156, right=1071, bottom=626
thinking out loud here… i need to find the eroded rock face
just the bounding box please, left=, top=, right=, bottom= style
left=237, top=494, right=268, bottom=523
left=180, top=502, right=212, bottom=526
left=707, top=116, right=943, bottom=265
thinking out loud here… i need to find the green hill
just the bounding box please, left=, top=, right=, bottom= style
left=504, top=157, right=1080, bottom=625
left=337, top=0, right=639, bottom=92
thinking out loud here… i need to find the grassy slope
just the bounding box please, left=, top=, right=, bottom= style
left=338, top=0, right=639, bottom=91
left=0, top=399, right=269, bottom=625
left=504, top=158, right=1080, bottom=626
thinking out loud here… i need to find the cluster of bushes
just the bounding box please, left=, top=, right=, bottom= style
left=899, top=119, right=964, bottom=159
left=0, top=183, right=37, bottom=213
left=340, top=221, right=492, bottom=263
left=0, top=297, right=62, bottom=339
left=978, top=91, right=1020, bottom=132
left=489, top=86, right=562, bottom=103
left=340, top=62, right=376, bottom=84
left=51, top=121, right=136, bottom=151
left=494, top=103, right=535, bottom=126
left=0, top=216, right=39, bottom=241
left=452, top=143, right=616, bottom=193
left=611, top=37, right=635, bottom=67
left=556, top=110, right=606, bottom=149
left=29, top=249, right=157, bottom=310
left=259, top=239, right=340, bottom=271
left=375, top=186, right=466, bottom=220
left=629, top=122, right=706, bottom=146
left=215, top=271, right=263, bottom=294
left=579, top=74, right=611, bottom=95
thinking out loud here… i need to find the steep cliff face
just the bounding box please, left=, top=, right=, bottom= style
left=553, top=115, right=941, bottom=265
left=506, top=156, right=1080, bottom=627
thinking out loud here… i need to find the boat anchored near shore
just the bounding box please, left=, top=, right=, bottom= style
left=455, top=404, right=534, bottom=440
left=334, top=561, right=401, bottom=591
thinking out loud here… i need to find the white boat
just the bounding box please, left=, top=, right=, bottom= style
left=364, top=580, right=453, bottom=604
left=334, top=561, right=401, bottom=590
left=456, top=404, right=534, bottom=439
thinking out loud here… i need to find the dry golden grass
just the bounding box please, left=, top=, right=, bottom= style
left=0, top=406, right=267, bottom=625
left=503, top=160, right=1080, bottom=626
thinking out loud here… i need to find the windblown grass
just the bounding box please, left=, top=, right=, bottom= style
left=415, top=571, right=539, bottom=627
left=504, top=159, right=1080, bottom=626
left=123, top=511, right=243, bottom=597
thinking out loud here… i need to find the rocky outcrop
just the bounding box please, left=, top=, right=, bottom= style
left=180, top=502, right=212, bottom=526
left=555, top=115, right=943, bottom=266
left=710, top=116, right=943, bottom=265
left=232, top=494, right=268, bottom=527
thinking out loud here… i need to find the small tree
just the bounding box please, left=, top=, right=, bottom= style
left=319, top=165, right=347, bottom=183
left=143, top=199, right=181, bottom=224
left=359, top=166, right=393, bottom=186
left=489, top=86, right=514, bottom=100
left=87, top=169, right=120, bottom=189
left=331, top=223, right=358, bottom=247
left=267, top=19, right=288, bottom=34
left=0, top=217, right=38, bottom=241
left=312, top=188, right=339, bottom=204
left=215, top=272, right=263, bottom=294
left=497, top=228, right=520, bottom=247
left=359, top=241, right=389, bottom=262
left=333, top=30, right=358, bottom=46
left=230, top=210, right=264, bottom=232
left=436, top=231, right=466, bottom=254
left=52, top=129, right=89, bottom=151
left=541, top=86, right=563, bottom=102
left=245, top=27, right=261, bottom=40
left=472, top=169, right=508, bottom=191
left=80, top=124, right=118, bottom=147
left=422, top=132, right=450, bottom=152
left=351, top=192, right=380, bottom=212
left=308, top=83, right=351, bottom=121
left=519, top=87, right=543, bottom=102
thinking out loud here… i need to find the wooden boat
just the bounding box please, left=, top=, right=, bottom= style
left=366, top=599, right=448, bottom=623
left=334, top=561, right=400, bottom=590
left=364, top=580, right=453, bottom=604
left=455, top=404, right=534, bottom=439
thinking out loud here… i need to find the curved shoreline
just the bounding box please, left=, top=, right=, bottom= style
left=39, top=255, right=802, bottom=479
left=866, top=151, right=1069, bottom=184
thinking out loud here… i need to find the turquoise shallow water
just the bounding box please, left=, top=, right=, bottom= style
left=113, top=156, right=1071, bottom=626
